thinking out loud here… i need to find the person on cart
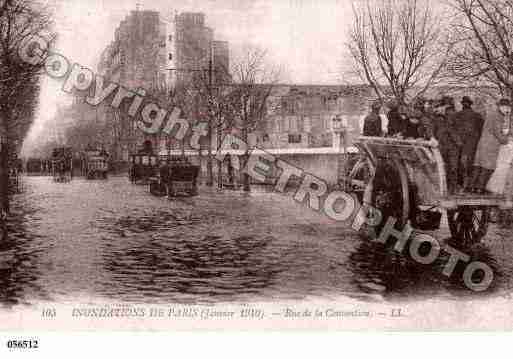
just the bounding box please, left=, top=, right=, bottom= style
left=410, top=97, right=436, bottom=140
left=363, top=100, right=383, bottom=137
left=386, top=100, right=404, bottom=137
left=472, top=98, right=513, bottom=195
left=398, top=98, right=428, bottom=140
left=430, top=96, right=462, bottom=194
left=455, top=96, right=485, bottom=192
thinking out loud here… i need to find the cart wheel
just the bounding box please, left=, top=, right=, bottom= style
left=447, top=206, right=490, bottom=247
left=363, top=160, right=410, bottom=233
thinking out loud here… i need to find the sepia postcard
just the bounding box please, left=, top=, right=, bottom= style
left=2, top=0, right=513, bottom=343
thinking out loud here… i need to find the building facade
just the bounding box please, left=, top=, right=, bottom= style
left=91, top=8, right=376, bottom=160
left=212, top=40, right=230, bottom=84
left=94, top=10, right=232, bottom=160
left=254, top=85, right=373, bottom=149
left=174, top=12, right=213, bottom=85
left=95, top=9, right=177, bottom=160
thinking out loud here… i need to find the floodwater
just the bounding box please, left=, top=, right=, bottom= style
left=1, top=176, right=513, bottom=307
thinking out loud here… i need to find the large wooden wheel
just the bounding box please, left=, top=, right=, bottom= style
left=348, top=156, right=373, bottom=190
left=342, top=155, right=374, bottom=202
left=447, top=206, right=490, bottom=247
left=363, top=160, right=410, bottom=233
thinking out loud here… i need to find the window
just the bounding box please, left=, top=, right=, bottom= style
left=168, top=35, right=173, bottom=42
left=288, top=134, right=301, bottom=144
left=283, top=117, right=289, bottom=132
left=168, top=53, right=173, bottom=60
left=303, top=118, right=311, bottom=132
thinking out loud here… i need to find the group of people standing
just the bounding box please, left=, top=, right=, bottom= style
left=363, top=95, right=513, bottom=196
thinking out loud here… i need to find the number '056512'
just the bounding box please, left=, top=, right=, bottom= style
left=7, top=340, right=39, bottom=349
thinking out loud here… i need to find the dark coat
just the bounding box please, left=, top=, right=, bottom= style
left=387, top=109, right=404, bottom=136
left=474, top=110, right=512, bottom=170
left=455, top=108, right=485, bottom=151
left=363, top=112, right=383, bottom=137
left=419, top=114, right=435, bottom=140
left=404, top=119, right=420, bottom=139
left=431, top=113, right=462, bottom=148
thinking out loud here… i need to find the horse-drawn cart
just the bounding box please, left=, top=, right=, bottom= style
left=344, top=136, right=513, bottom=247
left=149, top=157, right=199, bottom=198
left=83, top=147, right=109, bottom=180
left=129, top=152, right=159, bottom=185
left=51, top=147, right=73, bottom=183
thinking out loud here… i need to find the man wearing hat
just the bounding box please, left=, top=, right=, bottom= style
left=455, top=96, right=485, bottom=192
left=363, top=100, right=383, bottom=137
left=431, top=96, right=462, bottom=193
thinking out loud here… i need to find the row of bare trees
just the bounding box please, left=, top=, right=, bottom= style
left=347, top=0, right=513, bottom=104
left=189, top=47, right=279, bottom=191
left=0, top=0, right=52, bottom=233
left=46, top=45, right=280, bottom=192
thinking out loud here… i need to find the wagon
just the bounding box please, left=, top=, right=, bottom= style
left=149, top=157, right=199, bottom=198
left=51, top=147, right=73, bottom=183
left=83, top=149, right=109, bottom=180
left=129, top=152, right=159, bottom=185
left=86, top=156, right=108, bottom=179
left=344, top=136, right=513, bottom=247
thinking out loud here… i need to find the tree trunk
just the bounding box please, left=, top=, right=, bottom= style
left=217, top=127, right=223, bottom=189
left=241, top=126, right=250, bottom=192
left=206, top=121, right=213, bottom=186
left=0, top=139, right=9, bottom=242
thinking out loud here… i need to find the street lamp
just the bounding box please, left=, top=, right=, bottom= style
left=331, top=114, right=351, bottom=191
left=331, top=114, right=349, bottom=149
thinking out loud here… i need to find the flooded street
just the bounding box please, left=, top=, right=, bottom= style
left=2, top=176, right=513, bottom=307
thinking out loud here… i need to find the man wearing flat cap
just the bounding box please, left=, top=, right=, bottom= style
left=455, top=96, right=485, bottom=192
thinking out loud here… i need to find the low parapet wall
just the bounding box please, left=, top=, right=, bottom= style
left=161, top=147, right=358, bottom=186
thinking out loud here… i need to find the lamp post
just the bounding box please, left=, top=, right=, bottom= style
left=331, top=114, right=350, bottom=191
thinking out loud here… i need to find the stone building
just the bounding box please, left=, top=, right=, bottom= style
left=95, top=9, right=175, bottom=161
left=254, top=85, right=373, bottom=149
left=93, top=10, right=231, bottom=160
left=212, top=40, right=230, bottom=84
left=174, top=12, right=213, bottom=85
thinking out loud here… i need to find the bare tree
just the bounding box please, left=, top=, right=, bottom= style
left=190, top=58, right=235, bottom=188
left=347, top=0, right=449, bottom=103
left=230, top=46, right=281, bottom=192
left=447, top=0, right=513, bottom=97
left=0, top=0, right=53, bottom=223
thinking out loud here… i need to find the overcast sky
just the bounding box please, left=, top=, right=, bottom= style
left=26, top=0, right=354, bottom=152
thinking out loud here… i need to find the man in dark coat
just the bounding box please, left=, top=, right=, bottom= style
left=455, top=96, right=485, bottom=191
left=416, top=97, right=436, bottom=140
left=363, top=100, right=383, bottom=137
left=386, top=100, right=404, bottom=136
left=431, top=97, right=462, bottom=193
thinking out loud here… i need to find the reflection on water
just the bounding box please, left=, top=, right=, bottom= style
left=0, top=187, right=50, bottom=306
left=0, top=176, right=512, bottom=307
left=349, top=238, right=503, bottom=301
left=98, top=211, right=281, bottom=303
